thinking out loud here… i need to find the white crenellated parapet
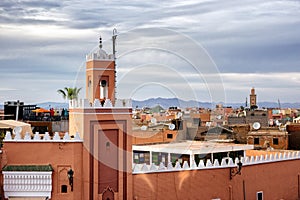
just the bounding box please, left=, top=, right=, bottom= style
left=3, top=131, right=83, bottom=143
left=86, top=48, right=114, bottom=61
left=69, top=98, right=132, bottom=109
left=132, top=151, right=300, bottom=174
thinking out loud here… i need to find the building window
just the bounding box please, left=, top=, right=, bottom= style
left=254, top=138, right=260, bottom=145
left=61, top=185, right=68, bottom=193
left=273, top=138, right=279, bottom=145
left=106, top=141, right=110, bottom=150
left=167, top=134, right=173, bottom=139
left=256, top=191, right=263, bottom=200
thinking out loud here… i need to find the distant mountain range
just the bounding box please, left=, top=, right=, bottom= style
left=132, top=98, right=300, bottom=109
left=1, top=98, right=300, bottom=109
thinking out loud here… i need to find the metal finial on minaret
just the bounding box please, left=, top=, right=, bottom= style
left=112, top=28, right=118, bottom=60
left=99, top=36, right=103, bottom=49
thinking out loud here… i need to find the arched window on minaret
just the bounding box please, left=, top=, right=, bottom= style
left=100, top=80, right=108, bottom=100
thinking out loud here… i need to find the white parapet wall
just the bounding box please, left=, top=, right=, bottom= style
left=69, top=98, right=132, bottom=109
left=3, top=131, right=83, bottom=142
left=132, top=151, right=300, bottom=174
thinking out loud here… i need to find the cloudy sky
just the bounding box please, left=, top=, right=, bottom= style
left=0, top=0, right=300, bottom=105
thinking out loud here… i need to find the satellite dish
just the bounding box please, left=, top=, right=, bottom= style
left=217, top=115, right=222, bottom=120
left=177, top=112, right=182, bottom=118
left=141, top=125, right=148, bottom=131
left=150, top=118, right=157, bottom=124
left=13, top=126, right=22, bottom=135
left=253, top=122, right=261, bottom=130
left=169, top=124, right=175, bottom=130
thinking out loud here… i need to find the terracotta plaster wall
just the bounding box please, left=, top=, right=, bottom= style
left=69, top=108, right=133, bottom=200
left=2, top=142, right=83, bottom=200
left=133, top=159, right=300, bottom=200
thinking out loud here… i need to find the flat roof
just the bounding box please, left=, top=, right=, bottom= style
left=133, top=140, right=254, bottom=155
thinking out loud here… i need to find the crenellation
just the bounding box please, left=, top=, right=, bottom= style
left=3, top=131, right=83, bottom=142
left=158, top=162, right=166, bottom=170
left=175, top=161, right=182, bottom=169
left=69, top=98, right=132, bottom=109
left=33, top=132, right=40, bottom=140
left=206, top=160, right=213, bottom=167
left=132, top=151, right=300, bottom=174
left=213, top=159, right=220, bottom=167
left=191, top=160, right=198, bottom=169
left=198, top=160, right=205, bottom=168
left=183, top=161, right=190, bottom=169
left=167, top=162, right=173, bottom=170
left=150, top=163, right=157, bottom=171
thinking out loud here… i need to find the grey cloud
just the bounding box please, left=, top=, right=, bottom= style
left=1, top=0, right=300, bottom=103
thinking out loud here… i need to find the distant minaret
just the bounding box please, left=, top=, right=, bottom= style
left=245, top=97, right=248, bottom=108
left=250, top=87, right=257, bottom=108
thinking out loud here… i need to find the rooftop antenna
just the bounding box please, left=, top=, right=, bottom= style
left=99, top=36, right=103, bottom=49
left=112, top=28, right=118, bottom=60
left=278, top=98, right=281, bottom=109
left=15, top=100, right=21, bottom=121
left=112, top=28, right=118, bottom=103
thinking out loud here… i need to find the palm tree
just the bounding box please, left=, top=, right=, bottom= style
left=57, top=87, right=82, bottom=101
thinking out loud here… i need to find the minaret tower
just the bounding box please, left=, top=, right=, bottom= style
left=86, top=36, right=116, bottom=105
left=250, top=87, right=257, bottom=108
left=69, top=31, right=133, bottom=200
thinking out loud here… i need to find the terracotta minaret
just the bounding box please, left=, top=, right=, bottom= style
left=86, top=36, right=116, bottom=105
left=250, top=87, right=257, bottom=108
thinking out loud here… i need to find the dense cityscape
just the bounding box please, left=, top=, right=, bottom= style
left=0, top=35, right=299, bottom=199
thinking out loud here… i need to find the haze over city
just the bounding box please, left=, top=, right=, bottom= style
left=1, top=0, right=300, bottom=104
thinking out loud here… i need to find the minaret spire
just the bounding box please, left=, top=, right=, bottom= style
left=99, top=35, right=103, bottom=49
